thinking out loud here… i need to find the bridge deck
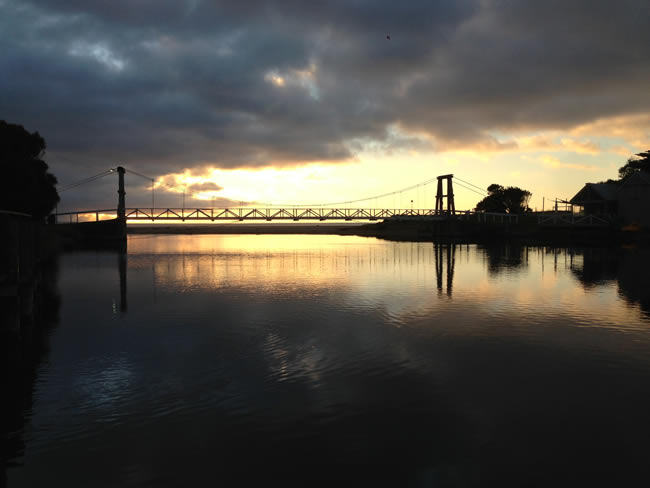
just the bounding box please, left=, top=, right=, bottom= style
left=53, top=207, right=522, bottom=223
left=126, top=207, right=441, bottom=221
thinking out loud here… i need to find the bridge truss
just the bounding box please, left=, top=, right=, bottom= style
left=54, top=207, right=524, bottom=224
left=125, top=207, right=440, bottom=221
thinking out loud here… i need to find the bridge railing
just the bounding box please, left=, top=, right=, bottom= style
left=123, top=207, right=445, bottom=221
left=454, top=211, right=520, bottom=224
left=51, top=207, right=528, bottom=223
left=54, top=209, right=118, bottom=224
left=537, top=212, right=610, bottom=226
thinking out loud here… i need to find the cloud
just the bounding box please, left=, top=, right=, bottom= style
left=538, top=155, right=596, bottom=171
left=1, top=0, right=648, bottom=190
left=570, top=113, right=650, bottom=150
left=559, top=138, right=600, bottom=155
left=609, top=145, right=635, bottom=157
left=157, top=174, right=222, bottom=195
left=187, top=181, right=223, bottom=193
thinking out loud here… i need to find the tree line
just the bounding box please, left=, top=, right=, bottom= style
left=0, top=120, right=59, bottom=219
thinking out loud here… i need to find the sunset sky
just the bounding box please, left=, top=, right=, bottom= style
left=2, top=0, right=649, bottom=212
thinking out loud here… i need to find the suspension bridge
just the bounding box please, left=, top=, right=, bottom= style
left=54, top=166, right=521, bottom=225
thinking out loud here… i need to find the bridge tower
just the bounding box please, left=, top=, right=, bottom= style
left=435, top=174, right=456, bottom=215
left=116, top=166, right=126, bottom=237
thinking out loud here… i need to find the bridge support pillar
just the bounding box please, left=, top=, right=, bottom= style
left=116, top=166, right=126, bottom=239
left=435, top=174, right=456, bottom=216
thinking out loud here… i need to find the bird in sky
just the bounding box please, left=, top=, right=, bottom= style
left=386, top=34, right=390, bottom=40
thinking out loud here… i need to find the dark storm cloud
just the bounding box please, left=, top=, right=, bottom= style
left=1, top=0, right=649, bottom=183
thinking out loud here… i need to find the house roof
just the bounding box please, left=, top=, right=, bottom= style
left=619, top=170, right=650, bottom=189
left=570, top=183, right=618, bottom=204
left=570, top=172, right=650, bottom=204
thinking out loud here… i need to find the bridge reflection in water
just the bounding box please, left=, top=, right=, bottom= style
left=435, top=242, right=456, bottom=297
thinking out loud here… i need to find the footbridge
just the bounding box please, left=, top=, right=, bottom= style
left=53, top=167, right=522, bottom=224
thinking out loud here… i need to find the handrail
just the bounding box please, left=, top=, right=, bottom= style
left=537, top=212, right=611, bottom=226
left=54, top=208, right=117, bottom=216
left=0, top=210, right=33, bottom=218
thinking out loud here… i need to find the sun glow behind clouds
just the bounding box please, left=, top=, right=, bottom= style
left=264, top=64, right=320, bottom=99
left=264, top=71, right=285, bottom=87
left=160, top=165, right=338, bottom=206
left=155, top=150, right=488, bottom=211
left=145, top=113, right=647, bottom=214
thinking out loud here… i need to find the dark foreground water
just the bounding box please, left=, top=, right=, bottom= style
left=4, top=235, right=650, bottom=486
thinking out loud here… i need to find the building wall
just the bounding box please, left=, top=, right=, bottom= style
left=618, top=183, right=650, bottom=227
left=583, top=201, right=617, bottom=218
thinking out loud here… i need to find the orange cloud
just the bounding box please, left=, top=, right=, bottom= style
left=539, top=155, right=596, bottom=171
left=570, top=113, right=650, bottom=150
left=559, top=138, right=600, bottom=155
left=609, top=145, right=634, bottom=157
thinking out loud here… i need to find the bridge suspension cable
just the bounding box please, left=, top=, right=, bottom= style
left=260, top=175, right=442, bottom=208
left=122, top=167, right=206, bottom=199
left=454, top=176, right=487, bottom=194
left=57, top=168, right=115, bottom=192
left=124, top=167, right=154, bottom=182
left=260, top=174, right=489, bottom=208
left=124, top=166, right=235, bottom=209
left=453, top=180, right=487, bottom=197
left=124, top=167, right=157, bottom=209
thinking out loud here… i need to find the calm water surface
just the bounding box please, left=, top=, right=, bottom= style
left=5, top=235, right=650, bottom=486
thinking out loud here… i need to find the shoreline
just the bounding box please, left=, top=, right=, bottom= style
left=126, top=220, right=650, bottom=247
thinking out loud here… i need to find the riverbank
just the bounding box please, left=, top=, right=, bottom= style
left=1, top=214, right=62, bottom=346
left=364, top=218, right=650, bottom=246
left=1, top=214, right=61, bottom=481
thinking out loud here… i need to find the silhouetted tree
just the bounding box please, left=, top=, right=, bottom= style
left=0, top=121, right=59, bottom=218
left=475, top=184, right=531, bottom=214
left=618, top=150, right=650, bottom=180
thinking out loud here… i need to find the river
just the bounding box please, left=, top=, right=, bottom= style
left=5, top=235, right=650, bottom=486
